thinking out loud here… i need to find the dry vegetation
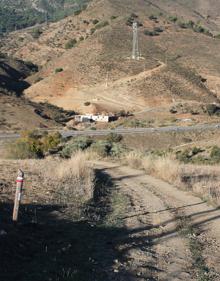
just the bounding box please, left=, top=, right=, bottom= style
left=0, top=150, right=96, bottom=217
left=28, top=151, right=96, bottom=212
left=123, top=151, right=220, bottom=205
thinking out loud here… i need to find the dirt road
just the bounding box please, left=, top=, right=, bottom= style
left=93, top=161, right=220, bottom=280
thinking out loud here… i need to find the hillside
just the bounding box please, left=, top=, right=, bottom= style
left=0, top=0, right=89, bottom=33
left=0, top=56, right=75, bottom=130
left=2, top=0, right=220, bottom=117
left=0, top=55, right=37, bottom=96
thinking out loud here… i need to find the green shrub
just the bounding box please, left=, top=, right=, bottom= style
left=31, top=27, right=43, bottom=39
left=176, top=149, right=191, bottom=163
left=168, top=15, right=178, bottom=23
left=187, top=20, right=195, bottom=28
left=6, top=130, right=61, bottom=159
left=65, top=38, right=77, bottom=49
left=106, top=133, right=123, bottom=143
left=176, top=147, right=204, bottom=164
left=206, top=104, right=220, bottom=116
left=74, top=10, right=82, bottom=16
left=90, top=140, right=112, bottom=157
left=193, top=24, right=212, bottom=36
left=55, top=68, right=63, bottom=73
left=149, top=15, right=157, bottom=21
left=191, top=147, right=203, bottom=155
left=110, top=143, right=126, bottom=157
left=210, top=146, right=220, bottom=161
left=7, top=139, right=43, bottom=159
left=154, top=27, right=163, bottom=33
left=92, top=19, right=99, bottom=25
left=95, top=21, right=109, bottom=29
left=111, top=15, right=117, bottom=20
left=41, top=132, right=62, bottom=152
left=90, top=28, right=96, bottom=34
left=144, top=29, right=159, bottom=36
left=84, top=101, right=91, bottom=106
left=178, top=21, right=188, bottom=29
left=61, top=137, right=93, bottom=158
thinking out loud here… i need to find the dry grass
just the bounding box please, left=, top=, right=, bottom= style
left=180, top=164, right=220, bottom=203
left=27, top=151, right=96, bottom=215
left=122, top=151, right=144, bottom=169
left=123, top=151, right=220, bottom=204
left=142, top=156, right=180, bottom=183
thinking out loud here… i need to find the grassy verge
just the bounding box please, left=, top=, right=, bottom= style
left=123, top=151, right=220, bottom=205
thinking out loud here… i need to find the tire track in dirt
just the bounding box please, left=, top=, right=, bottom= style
left=142, top=179, right=220, bottom=280
left=93, top=162, right=195, bottom=281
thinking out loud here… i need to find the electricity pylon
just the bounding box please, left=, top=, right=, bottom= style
left=132, top=22, right=140, bottom=60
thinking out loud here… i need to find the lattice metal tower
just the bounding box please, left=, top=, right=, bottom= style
left=132, top=22, right=140, bottom=60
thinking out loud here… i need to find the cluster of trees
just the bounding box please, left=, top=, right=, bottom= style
left=0, top=0, right=89, bottom=34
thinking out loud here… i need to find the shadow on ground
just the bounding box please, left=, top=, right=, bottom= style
left=1, top=167, right=220, bottom=281
left=0, top=202, right=127, bottom=281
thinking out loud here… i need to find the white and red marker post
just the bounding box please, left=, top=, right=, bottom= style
left=13, top=169, right=24, bottom=222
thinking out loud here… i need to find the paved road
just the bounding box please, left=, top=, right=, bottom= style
left=1, top=123, right=220, bottom=140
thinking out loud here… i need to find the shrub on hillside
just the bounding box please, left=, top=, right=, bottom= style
left=61, top=137, right=93, bottom=158
left=206, top=104, right=220, bottom=116
left=41, top=132, right=62, bottom=152
left=193, top=24, right=212, bottom=36
left=92, top=19, right=99, bottom=25
left=90, top=28, right=96, bottom=34
left=144, top=29, right=159, bottom=36
left=65, top=38, right=77, bottom=49
left=110, top=143, right=127, bottom=157
left=55, top=68, right=63, bottom=73
left=7, top=139, right=43, bottom=159
left=74, top=10, right=82, bottom=16
left=154, top=27, right=163, bottom=33
left=106, top=133, right=123, bottom=143
left=31, top=27, right=43, bottom=39
left=210, top=146, right=220, bottom=162
left=84, top=101, right=91, bottom=106
left=90, top=140, right=112, bottom=157
left=95, top=21, right=109, bottom=29
left=149, top=15, right=158, bottom=21
left=178, top=21, right=188, bottom=29
left=168, top=15, right=178, bottom=22
left=6, top=131, right=61, bottom=159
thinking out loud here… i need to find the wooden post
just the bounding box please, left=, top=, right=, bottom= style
left=13, top=169, right=24, bottom=222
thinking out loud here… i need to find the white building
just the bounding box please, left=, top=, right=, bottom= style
left=75, top=114, right=116, bottom=123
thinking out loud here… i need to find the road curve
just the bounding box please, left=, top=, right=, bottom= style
left=0, top=123, right=220, bottom=140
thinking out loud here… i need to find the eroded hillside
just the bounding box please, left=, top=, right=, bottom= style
left=1, top=0, right=220, bottom=115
